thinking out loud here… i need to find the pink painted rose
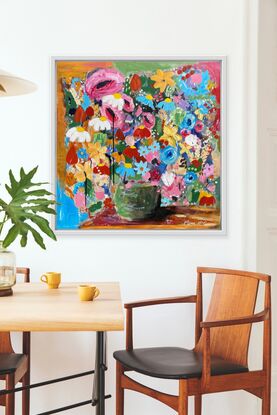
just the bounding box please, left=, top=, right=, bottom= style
left=85, top=68, right=124, bottom=100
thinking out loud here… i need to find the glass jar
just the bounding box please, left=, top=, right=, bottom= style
left=0, top=241, right=16, bottom=296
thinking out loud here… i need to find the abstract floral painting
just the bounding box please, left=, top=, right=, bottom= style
left=54, top=59, right=224, bottom=231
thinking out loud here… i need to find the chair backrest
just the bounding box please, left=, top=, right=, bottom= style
left=195, top=268, right=270, bottom=367
left=0, top=267, right=30, bottom=353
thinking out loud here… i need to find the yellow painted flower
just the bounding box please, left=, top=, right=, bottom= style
left=159, top=124, right=182, bottom=147
left=87, top=142, right=107, bottom=164
left=74, top=162, right=93, bottom=182
left=151, top=69, right=175, bottom=93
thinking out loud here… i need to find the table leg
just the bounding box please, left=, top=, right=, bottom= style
left=93, top=332, right=107, bottom=415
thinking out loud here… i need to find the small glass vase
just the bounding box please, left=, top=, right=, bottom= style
left=0, top=241, right=16, bottom=297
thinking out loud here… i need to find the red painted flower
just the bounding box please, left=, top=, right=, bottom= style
left=199, top=196, right=216, bottom=206
left=93, top=164, right=110, bottom=175
left=134, top=125, right=151, bottom=139
left=130, top=74, right=142, bottom=92
left=123, top=146, right=141, bottom=161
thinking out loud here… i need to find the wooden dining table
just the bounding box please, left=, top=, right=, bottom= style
left=0, top=282, right=124, bottom=415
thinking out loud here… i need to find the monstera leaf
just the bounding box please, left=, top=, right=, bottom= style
left=0, top=166, right=57, bottom=249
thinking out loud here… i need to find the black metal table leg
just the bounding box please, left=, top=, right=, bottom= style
left=93, top=332, right=106, bottom=415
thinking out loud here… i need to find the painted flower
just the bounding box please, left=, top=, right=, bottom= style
left=66, top=126, right=91, bottom=143
left=125, top=135, right=135, bottom=146
left=87, top=142, right=107, bottom=164
left=157, top=98, right=175, bottom=112
left=89, top=116, right=111, bottom=131
left=203, top=163, right=214, bottom=177
left=102, top=93, right=124, bottom=110
left=162, top=175, right=184, bottom=198
left=150, top=142, right=160, bottom=152
left=100, top=104, right=125, bottom=130
left=194, top=120, right=204, bottom=133
left=75, top=162, right=93, bottom=182
left=142, top=112, right=156, bottom=129
left=184, top=134, right=198, bottom=147
left=93, top=164, right=110, bottom=175
left=116, top=163, right=135, bottom=178
left=151, top=69, right=175, bottom=93
left=77, top=148, right=88, bottom=160
left=184, top=171, right=197, bottom=184
left=150, top=168, right=161, bottom=184
left=130, top=74, right=142, bottom=92
left=134, top=125, right=151, bottom=139
left=134, top=161, right=150, bottom=176
left=161, top=171, right=175, bottom=186
left=123, top=146, right=141, bottom=161
left=122, top=94, right=135, bottom=112
left=138, top=145, right=151, bottom=157
left=177, top=69, right=211, bottom=96
left=160, top=146, right=179, bottom=165
left=136, top=94, right=154, bottom=109
left=181, top=113, right=196, bottom=130
left=160, top=125, right=182, bottom=147
left=74, top=191, right=86, bottom=209
left=85, top=68, right=124, bottom=100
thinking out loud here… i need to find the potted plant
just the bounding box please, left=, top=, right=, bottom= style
left=0, top=166, right=56, bottom=296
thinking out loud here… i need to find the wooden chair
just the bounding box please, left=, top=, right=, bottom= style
left=114, top=267, right=271, bottom=415
left=0, top=268, right=31, bottom=415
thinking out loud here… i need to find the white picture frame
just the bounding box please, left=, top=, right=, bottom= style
left=51, top=56, right=227, bottom=235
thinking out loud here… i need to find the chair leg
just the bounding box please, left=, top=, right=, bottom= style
left=262, top=384, right=271, bottom=415
left=195, top=395, right=202, bottom=415
left=5, top=373, right=15, bottom=415
left=116, top=361, right=124, bottom=415
left=178, top=380, right=188, bottom=415
left=22, top=371, right=30, bottom=415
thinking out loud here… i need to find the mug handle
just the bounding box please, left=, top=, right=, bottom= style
left=94, top=288, right=100, bottom=299
left=40, top=275, right=48, bottom=284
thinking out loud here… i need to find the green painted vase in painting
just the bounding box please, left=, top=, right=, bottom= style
left=0, top=241, right=16, bottom=297
left=114, top=183, right=161, bottom=221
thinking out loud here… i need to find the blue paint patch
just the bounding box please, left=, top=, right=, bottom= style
left=56, top=181, right=88, bottom=230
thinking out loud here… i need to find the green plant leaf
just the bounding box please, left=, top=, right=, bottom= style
left=0, top=167, right=56, bottom=249
left=24, top=223, right=46, bottom=249
left=29, top=215, right=56, bottom=241
left=2, top=225, right=20, bottom=248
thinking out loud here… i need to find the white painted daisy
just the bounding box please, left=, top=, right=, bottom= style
left=185, top=134, right=198, bottom=147
left=66, top=126, right=91, bottom=143
left=89, top=116, right=111, bottom=131
left=102, top=93, right=124, bottom=110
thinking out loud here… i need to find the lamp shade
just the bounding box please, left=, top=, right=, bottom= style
left=0, top=69, right=37, bottom=97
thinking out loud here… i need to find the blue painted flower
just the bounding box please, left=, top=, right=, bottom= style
left=136, top=94, right=155, bottom=109
left=150, top=142, right=160, bottom=152
left=116, top=163, right=135, bottom=178
left=138, top=145, right=151, bottom=157
left=77, top=148, right=88, bottom=160
left=184, top=171, right=197, bottom=184
left=134, top=161, right=150, bottom=176
left=181, top=113, right=196, bottom=130
left=157, top=98, right=175, bottom=112
left=160, top=146, right=179, bottom=165
left=177, top=70, right=211, bottom=96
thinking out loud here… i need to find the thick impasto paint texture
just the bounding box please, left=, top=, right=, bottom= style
left=55, top=60, right=222, bottom=230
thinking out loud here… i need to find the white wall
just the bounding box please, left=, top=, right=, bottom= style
left=0, top=0, right=260, bottom=414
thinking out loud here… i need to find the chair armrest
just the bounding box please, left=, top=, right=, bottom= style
left=200, top=309, right=270, bottom=390
left=200, top=309, right=269, bottom=329
left=125, top=295, right=197, bottom=309
left=125, top=295, right=197, bottom=351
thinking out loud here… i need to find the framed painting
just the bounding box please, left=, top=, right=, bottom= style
left=52, top=57, right=226, bottom=233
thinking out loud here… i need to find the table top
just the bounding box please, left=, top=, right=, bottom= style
left=0, top=282, right=124, bottom=332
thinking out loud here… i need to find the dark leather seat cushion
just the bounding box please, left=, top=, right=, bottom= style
left=0, top=353, right=27, bottom=375
left=114, top=347, right=248, bottom=380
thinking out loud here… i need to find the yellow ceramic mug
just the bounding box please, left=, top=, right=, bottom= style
left=78, top=285, right=100, bottom=301
left=40, top=272, right=61, bottom=289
